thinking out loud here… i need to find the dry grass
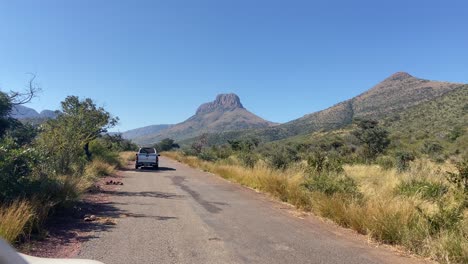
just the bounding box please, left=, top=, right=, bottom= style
left=120, top=151, right=136, bottom=163
left=84, top=159, right=116, bottom=179
left=164, top=151, right=467, bottom=263
left=163, top=152, right=313, bottom=210
left=0, top=200, right=34, bottom=244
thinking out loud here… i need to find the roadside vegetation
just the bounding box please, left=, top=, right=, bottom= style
left=164, top=118, right=467, bottom=263
left=0, top=84, right=137, bottom=245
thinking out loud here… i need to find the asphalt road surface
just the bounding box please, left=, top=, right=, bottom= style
left=78, top=157, right=426, bottom=264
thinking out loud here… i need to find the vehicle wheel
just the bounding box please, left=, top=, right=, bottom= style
left=154, top=163, right=159, bottom=170
left=135, top=164, right=139, bottom=170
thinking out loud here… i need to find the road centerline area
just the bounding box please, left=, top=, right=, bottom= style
left=77, top=157, right=426, bottom=264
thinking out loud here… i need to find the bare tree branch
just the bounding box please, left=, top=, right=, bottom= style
left=9, top=73, right=41, bottom=105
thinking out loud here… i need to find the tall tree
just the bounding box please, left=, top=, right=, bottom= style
left=38, top=96, right=118, bottom=175
left=352, top=119, right=390, bottom=161
left=59, top=96, right=118, bottom=160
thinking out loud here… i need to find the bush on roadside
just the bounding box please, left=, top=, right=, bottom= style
left=395, top=151, right=415, bottom=172
left=237, top=152, right=258, bottom=168
left=84, top=159, right=116, bottom=178
left=198, top=149, right=218, bottom=162
left=266, top=145, right=299, bottom=170
left=303, top=172, right=361, bottom=199
left=89, top=140, right=122, bottom=167
left=376, top=155, right=395, bottom=170
left=0, top=137, right=42, bottom=202
left=307, top=151, right=344, bottom=173
left=397, top=179, right=448, bottom=200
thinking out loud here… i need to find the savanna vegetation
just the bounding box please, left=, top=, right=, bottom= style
left=0, top=83, right=137, bottom=245
left=164, top=111, right=467, bottom=263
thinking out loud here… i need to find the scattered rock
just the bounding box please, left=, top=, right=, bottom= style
left=84, top=215, right=97, bottom=222
left=105, top=180, right=124, bottom=185
left=98, top=218, right=117, bottom=225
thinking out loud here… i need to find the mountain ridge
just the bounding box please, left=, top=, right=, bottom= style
left=131, top=93, right=276, bottom=144
left=177, top=72, right=467, bottom=146
left=10, top=105, right=59, bottom=120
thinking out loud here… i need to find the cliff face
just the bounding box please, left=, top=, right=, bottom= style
left=132, top=93, right=276, bottom=145
left=196, top=94, right=244, bottom=114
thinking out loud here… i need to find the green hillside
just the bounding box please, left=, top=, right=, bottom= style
left=180, top=73, right=466, bottom=148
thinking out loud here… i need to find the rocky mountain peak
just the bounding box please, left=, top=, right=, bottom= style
left=196, top=93, right=244, bottom=114
left=384, top=72, right=414, bottom=82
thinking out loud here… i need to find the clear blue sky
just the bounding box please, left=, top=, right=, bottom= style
left=1, top=0, right=467, bottom=132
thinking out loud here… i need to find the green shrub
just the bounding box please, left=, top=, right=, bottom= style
left=446, top=160, right=468, bottom=194
left=266, top=146, right=299, bottom=170
left=376, top=155, right=395, bottom=170
left=303, top=172, right=361, bottom=198
left=89, top=140, right=122, bottom=167
left=0, top=137, right=41, bottom=202
left=155, top=138, right=179, bottom=152
left=238, top=152, right=258, bottom=168
left=397, top=180, right=448, bottom=200
left=198, top=150, right=218, bottom=162
left=395, top=151, right=415, bottom=172
left=307, top=151, right=344, bottom=173
left=422, top=141, right=444, bottom=155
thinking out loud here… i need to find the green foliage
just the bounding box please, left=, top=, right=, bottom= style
left=59, top=96, right=118, bottom=160
left=5, top=122, right=38, bottom=146
left=0, top=91, right=14, bottom=138
left=191, top=133, right=208, bottom=155
left=395, top=151, right=415, bottom=172
left=237, top=152, right=258, bottom=168
left=303, top=172, right=361, bottom=198
left=155, top=138, right=179, bottom=152
left=387, top=86, right=468, bottom=158
left=99, top=134, right=138, bottom=152
left=228, top=138, right=260, bottom=152
left=352, top=119, right=390, bottom=160
left=421, top=141, right=444, bottom=161
left=419, top=200, right=465, bottom=235
left=446, top=160, right=468, bottom=194
left=448, top=126, right=464, bottom=142
left=397, top=180, right=448, bottom=200
left=0, top=137, right=40, bottom=202
left=376, top=155, right=395, bottom=170
left=88, top=140, right=121, bottom=167
left=265, top=145, right=300, bottom=170
left=198, top=149, right=218, bottom=162
left=36, top=96, right=118, bottom=174
left=307, top=151, right=344, bottom=173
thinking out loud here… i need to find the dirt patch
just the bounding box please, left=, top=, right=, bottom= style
left=18, top=169, right=127, bottom=258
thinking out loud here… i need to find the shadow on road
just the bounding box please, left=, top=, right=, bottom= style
left=120, top=167, right=176, bottom=173
left=101, top=190, right=184, bottom=199
left=20, top=197, right=178, bottom=256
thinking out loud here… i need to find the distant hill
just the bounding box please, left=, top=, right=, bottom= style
left=181, top=72, right=467, bottom=146
left=384, top=85, right=468, bottom=155
left=132, top=93, right=276, bottom=145
left=10, top=105, right=59, bottom=120
left=121, top=124, right=173, bottom=140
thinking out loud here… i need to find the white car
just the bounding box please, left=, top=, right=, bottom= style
left=135, top=147, right=159, bottom=169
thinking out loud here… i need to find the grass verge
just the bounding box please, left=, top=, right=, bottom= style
left=163, top=151, right=467, bottom=264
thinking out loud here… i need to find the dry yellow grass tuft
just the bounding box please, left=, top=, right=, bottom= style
left=84, top=159, right=116, bottom=179
left=119, top=151, right=137, bottom=163
left=0, top=200, right=34, bottom=244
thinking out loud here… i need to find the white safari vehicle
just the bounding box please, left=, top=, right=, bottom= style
left=0, top=239, right=104, bottom=264
left=135, top=147, right=159, bottom=169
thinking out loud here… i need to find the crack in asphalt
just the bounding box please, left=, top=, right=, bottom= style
left=170, top=176, right=223, bottom=214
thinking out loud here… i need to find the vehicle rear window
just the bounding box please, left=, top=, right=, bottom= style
left=140, top=148, right=156, bottom=154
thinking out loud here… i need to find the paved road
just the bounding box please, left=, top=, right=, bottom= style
left=78, top=157, right=425, bottom=264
